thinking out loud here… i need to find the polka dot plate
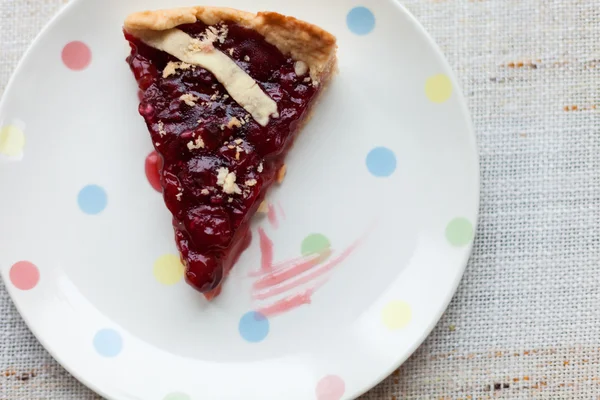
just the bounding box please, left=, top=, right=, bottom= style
left=0, top=0, right=478, bottom=399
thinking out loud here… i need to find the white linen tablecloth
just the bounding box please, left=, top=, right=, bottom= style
left=2, top=0, right=600, bottom=398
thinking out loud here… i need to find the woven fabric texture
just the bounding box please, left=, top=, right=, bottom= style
left=2, top=0, right=600, bottom=399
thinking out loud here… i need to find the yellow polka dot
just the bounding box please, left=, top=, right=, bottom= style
left=425, top=74, right=452, bottom=103
left=381, top=300, right=412, bottom=330
left=153, top=254, right=184, bottom=285
left=0, top=125, right=25, bottom=157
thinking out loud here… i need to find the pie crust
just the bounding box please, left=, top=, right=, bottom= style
left=124, top=6, right=337, bottom=83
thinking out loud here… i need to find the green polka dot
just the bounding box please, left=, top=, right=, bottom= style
left=301, top=233, right=331, bottom=257
left=445, top=218, right=474, bottom=246
left=163, top=393, right=191, bottom=400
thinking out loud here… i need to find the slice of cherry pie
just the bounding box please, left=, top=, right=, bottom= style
left=124, top=7, right=337, bottom=298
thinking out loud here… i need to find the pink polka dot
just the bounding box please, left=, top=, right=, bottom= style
left=9, top=261, right=40, bottom=290
left=316, top=375, right=345, bottom=400
left=61, top=41, right=91, bottom=70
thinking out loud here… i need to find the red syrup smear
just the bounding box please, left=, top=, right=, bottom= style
left=253, top=251, right=329, bottom=290
left=256, top=279, right=328, bottom=317
left=253, top=245, right=357, bottom=295
left=258, top=227, right=273, bottom=273
left=145, top=151, right=163, bottom=192
left=254, top=271, right=327, bottom=300
left=248, top=254, right=316, bottom=277
left=250, top=225, right=366, bottom=316
left=267, top=203, right=279, bottom=229
left=276, top=201, right=286, bottom=220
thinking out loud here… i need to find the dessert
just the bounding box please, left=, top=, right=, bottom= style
left=124, top=6, right=337, bottom=298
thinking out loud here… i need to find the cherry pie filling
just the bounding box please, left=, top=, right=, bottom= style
left=125, top=21, right=321, bottom=297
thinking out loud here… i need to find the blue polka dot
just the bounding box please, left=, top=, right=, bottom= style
left=93, top=328, right=122, bottom=357
left=366, top=147, right=397, bottom=177
left=78, top=184, right=107, bottom=214
left=347, top=7, right=375, bottom=35
left=239, top=311, right=269, bottom=342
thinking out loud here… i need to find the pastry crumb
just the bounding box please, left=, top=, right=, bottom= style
left=228, top=197, right=234, bottom=203
left=216, top=167, right=228, bottom=185
left=201, top=188, right=210, bottom=195
left=180, top=93, right=199, bottom=106
left=227, top=117, right=242, bottom=129
left=224, top=174, right=242, bottom=194
left=187, top=25, right=228, bottom=54
left=163, top=62, right=177, bottom=78
left=157, top=120, right=166, bottom=137
left=228, top=48, right=234, bottom=56
left=245, top=179, right=257, bottom=187
left=277, top=165, right=286, bottom=183
left=216, top=167, right=241, bottom=195
left=187, top=25, right=229, bottom=54
left=244, top=55, right=250, bottom=62
left=294, top=60, right=308, bottom=76
left=257, top=201, right=268, bottom=213
left=187, top=137, right=205, bottom=150
left=257, top=162, right=263, bottom=173
left=235, top=145, right=244, bottom=160
left=162, top=61, right=192, bottom=78
left=234, top=138, right=243, bottom=144
left=208, top=24, right=229, bottom=44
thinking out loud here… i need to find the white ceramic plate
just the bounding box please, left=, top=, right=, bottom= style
left=0, top=0, right=478, bottom=398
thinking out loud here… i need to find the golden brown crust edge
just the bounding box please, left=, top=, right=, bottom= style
left=124, top=6, right=337, bottom=82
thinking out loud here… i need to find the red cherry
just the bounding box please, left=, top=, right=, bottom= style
left=144, top=151, right=162, bottom=192
left=185, top=252, right=223, bottom=292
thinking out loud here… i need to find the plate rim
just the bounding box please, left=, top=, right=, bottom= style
left=350, top=0, right=480, bottom=396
